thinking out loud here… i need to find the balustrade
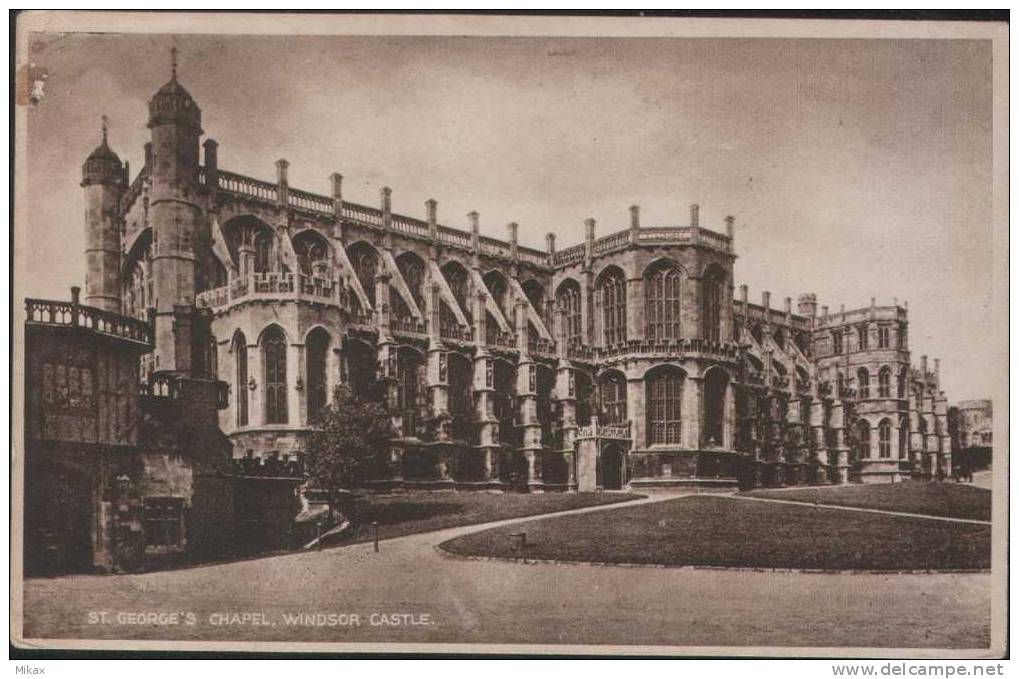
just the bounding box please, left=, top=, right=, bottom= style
left=25, top=298, right=153, bottom=345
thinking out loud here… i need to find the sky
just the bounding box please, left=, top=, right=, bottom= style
left=21, top=33, right=994, bottom=400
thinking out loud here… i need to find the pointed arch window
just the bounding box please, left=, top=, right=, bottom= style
left=599, top=372, right=627, bottom=425
left=702, top=266, right=725, bottom=342
left=349, top=245, right=379, bottom=307
left=857, top=367, right=870, bottom=399
left=294, top=233, right=328, bottom=277
left=556, top=281, right=583, bottom=347
left=646, top=367, right=683, bottom=445
left=395, top=253, right=426, bottom=319
left=878, top=366, right=892, bottom=398
left=233, top=332, right=248, bottom=427
left=306, top=329, right=330, bottom=423
left=254, top=232, right=274, bottom=274
left=600, top=270, right=627, bottom=346
left=878, top=419, right=892, bottom=458
left=263, top=327, right=288, bottom=424
left=856, top=420, right=871, bottom=458
left=645, top=264, right=682, bottom=341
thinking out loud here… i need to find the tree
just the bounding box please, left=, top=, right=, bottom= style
left=304, top=385, right=393, bottom=515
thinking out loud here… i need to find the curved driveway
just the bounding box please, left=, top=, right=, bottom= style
left=20, top=494, right=991, bottom=653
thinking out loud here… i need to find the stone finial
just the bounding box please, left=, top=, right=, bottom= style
left=426, top=199, right=437, bottom=224
left=203, top=138, right=218, bottom=171
left=468, top=211, right=479, bottom=234
left=870, top=297, right=876, bottom=308
left=739, top=284, right=748, bottom=304
left=724, top=215, right=735, bottom=239
left=585, top=218, right=596, bottom=242
left=630, top=205, right=640, bottom=229
left=508, top=222, right=518, bottom=245
left=934, top=358, right=940, bottom=375
left=71, top=286, right=81, bottom=305
left=784, top=297, right=792, bottom=315
left=330, top=173, right=343, bottom=200
left=921, top=355, right=928, bottom=374
left=546, top=232, right=556, bottom=254
left=275, top=158, right=289, bottom=183
left=822, top=305, right=829, bottom=318
left=690, top=203, right=700, bottom=227
left=762, top=290, right=771, bottom=311
left=381, top=186, right=392, bottom=212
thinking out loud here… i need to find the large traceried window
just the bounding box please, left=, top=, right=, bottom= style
left=878, top=325, right=891, bottom=349
left=233, top=331, right=248, bottom=427
left=394, top=252, right=426, bottom=320
left=878, top=419, right=892, bottom=458
left=645, top=263, right=682, bottom=341
left=857, top=367, right=870, bottom=399
left=306, top=328, right=330, bottom=423
left=599, top=371, right=627, bottom=425
left=856, top=420, right=871, bottom=459
left=254, top=232, right=274, bottom=274
left=398, top=348, right=426, bottom=437
left=702, top=265, right=725, bottom=342
left=599, top=268, right=627, bottom=346
left=556, top=280, right=583, bottom=347
left=263, top=326, right=288, bottom=424
left=294, top=231, right=329, bottom=277
left=878, top=366, right=892, bottom=398
left=348, top=243, right=379, bottom=308
left=646, top=367, right=683, bottom=446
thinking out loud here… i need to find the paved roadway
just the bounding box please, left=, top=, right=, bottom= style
left=20, top=495, right=991, bottom=653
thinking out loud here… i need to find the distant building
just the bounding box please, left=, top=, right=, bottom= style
left=952, top=399, right=993, bottom=470
left=64, top=52, right=955, bottom=494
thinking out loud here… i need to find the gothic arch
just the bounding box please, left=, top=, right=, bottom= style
left=394, top=251, right=427, bottom=318
left=305, top=327, right=331, bottom=422
left=644, top=259, right=683, bottom=341
left=595, top=265, right=627, bottom=346
left=292, top=228, right=332, bottom=276
left=260, top=324, right=290, bottom=425
left=555, top=278, right=583, bottom=347
left=644, top=364, right=686, bottom=446
left=346, top=241, right=381, bottom=308
left=222, top=215, right=276, bottom=271
left=597, top=369, right=628, bottom=425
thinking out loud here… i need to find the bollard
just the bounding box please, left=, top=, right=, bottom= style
left=373, top=521, right=379, bottom=553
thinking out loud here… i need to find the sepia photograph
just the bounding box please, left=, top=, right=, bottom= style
left=10, top=11, right=1008, bottom=659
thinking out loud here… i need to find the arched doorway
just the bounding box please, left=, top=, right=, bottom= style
left=602, top=444, right=624, bottom=490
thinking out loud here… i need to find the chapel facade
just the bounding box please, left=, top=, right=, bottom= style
left=84, top=59, right=955, bottom=492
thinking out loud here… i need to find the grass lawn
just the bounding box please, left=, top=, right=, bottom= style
left=741, top=482, right=991, bottom=521
left=328, top=490, right=643, bottom=547
left=439, top=495, right=990, bottom=571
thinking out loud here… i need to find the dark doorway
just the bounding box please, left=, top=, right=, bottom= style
left=602, top=444, right=624, bottom=490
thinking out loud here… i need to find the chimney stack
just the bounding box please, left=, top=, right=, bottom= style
left=690, top=203, right=700, bottom=227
